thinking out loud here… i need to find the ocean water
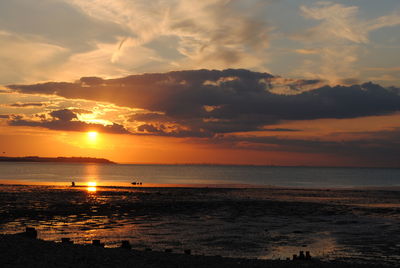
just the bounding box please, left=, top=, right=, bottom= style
left=1, top=162, right=400, bottom=187
left=1, top=163, right=400, bottom=264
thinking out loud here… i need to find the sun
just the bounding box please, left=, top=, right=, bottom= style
left=88, top=182, right=97, bottom=187
left=87, top=131, right=98, bottom=141
left=87, top=181, right=97, bottom=192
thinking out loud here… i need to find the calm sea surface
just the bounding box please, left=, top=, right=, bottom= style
left=1, top=162, right=400, bottom=264
left=1, top=162, right=400, bottom=187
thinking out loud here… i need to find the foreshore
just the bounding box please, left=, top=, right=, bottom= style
left=0, top=234, right=393, bottom=268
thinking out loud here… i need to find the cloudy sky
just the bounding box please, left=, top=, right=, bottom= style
left=1, top=0, right=400, bottom=166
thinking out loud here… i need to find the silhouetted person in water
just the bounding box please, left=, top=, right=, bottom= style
left=71, top=181, right=75, bottom=187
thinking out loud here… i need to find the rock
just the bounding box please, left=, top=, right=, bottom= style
left=24, top=227, right=37, bottom=239
left=121, top=240, right=131, bottom=249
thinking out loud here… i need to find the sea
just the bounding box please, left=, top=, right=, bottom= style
left=0, top=162, right=399, bottom=264
left=1, top=162, right=400, bottom=188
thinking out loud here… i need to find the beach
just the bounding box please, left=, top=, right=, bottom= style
left=1, top=184, right=399, bottom=266
left=0, top=233, right=394, bottom=268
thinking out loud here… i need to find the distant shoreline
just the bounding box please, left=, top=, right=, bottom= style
left=0, top=156, right=115, bottom=164
left=1, top=157, right=400, bottom=169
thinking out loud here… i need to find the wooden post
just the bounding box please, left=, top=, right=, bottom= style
left=61, top=238, right=73, bottom=244
left=92, top=240, right=104, bottom=247
left=299, top=251, right=305, bottom=260
left=25, top=227, right=37, bottom=239
left=121, top=240, right=131, bottom=249
left=306, top=251, right=312, bottom=260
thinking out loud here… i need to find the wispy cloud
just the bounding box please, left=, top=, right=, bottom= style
left=300, top=3, right=400, bottom=43
left=0, top=31, right=66, bottom=84
left=0, top=1, right=399, bottom=85
left=294, top=2, right=400, bottom=84
left=65, top=0, right=271, bottom=71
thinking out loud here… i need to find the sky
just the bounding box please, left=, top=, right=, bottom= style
left=0, top=0, right=400, bottom=166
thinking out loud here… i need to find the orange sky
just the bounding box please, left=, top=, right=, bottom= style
left=1, top=1, right=400, bottom=167
left=1, top=105, right=399, bottom=167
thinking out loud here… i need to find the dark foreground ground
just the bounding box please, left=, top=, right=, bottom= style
left=0, top=234, right=393, bottom=268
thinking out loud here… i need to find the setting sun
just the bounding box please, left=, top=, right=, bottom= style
left=87, top=131, right=98, bottom=140
left=87, top=181, right=97, bottom=192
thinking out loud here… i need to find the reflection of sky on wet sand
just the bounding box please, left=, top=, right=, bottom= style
left=263, top=234, right=339, bottom=260
left=0, top=185, right=399, bottom=264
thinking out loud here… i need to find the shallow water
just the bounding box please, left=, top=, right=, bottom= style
left=0, top=185, right=399, bottom=265
left=1, top=162, right=400, bottom=187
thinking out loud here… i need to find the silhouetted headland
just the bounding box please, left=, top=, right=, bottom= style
left=0, top=156, right=115, bottom=164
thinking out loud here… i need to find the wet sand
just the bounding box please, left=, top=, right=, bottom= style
left=1, top=185, right=399, bottom=265
left=0, top=234, right=393, bottom=268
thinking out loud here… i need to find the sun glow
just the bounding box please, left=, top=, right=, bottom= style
left=87, top=181, right=97, bottom=192
left=87, top=131, right=98, bottom=140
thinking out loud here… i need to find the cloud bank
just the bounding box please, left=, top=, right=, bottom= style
left=9, top=108, right=130, bottom=134
left=7, top=69, right=400, bottom=137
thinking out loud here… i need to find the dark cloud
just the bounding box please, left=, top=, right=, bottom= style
left=0, top=115, right=9, bottom=119
left=9, top=102, right=44, bottom=108
left=7, top=69, right=400, bottom=137
left=263, top=128, right=301, bottom=132
left=79, top=77, right=105, bottom=86
left=8, top=109, right=130, bottom=135
left=130, top=113, right=172, bottom=123
left=136, top=123, right=213, bottom=138
left=49, top=109, right=77, bottom=121
left=137, top=123, right=162, bottom=133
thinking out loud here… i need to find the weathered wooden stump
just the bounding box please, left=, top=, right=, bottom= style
left=24, top=227, right=37, bottom=239
left=306, top=251, right=312, bottom=260
left=299, top=251, right=305, bottom=260
left=120, top=240, right=131, bottom=249
left=61, top=238, right=73, bottom=244
left=92, top=239, right=104, bottom=247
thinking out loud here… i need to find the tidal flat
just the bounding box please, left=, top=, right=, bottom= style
left=0, top=185, right=399, bottom=265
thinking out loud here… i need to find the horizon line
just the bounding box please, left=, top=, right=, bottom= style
left=1, top=155, right=399, bottom=169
